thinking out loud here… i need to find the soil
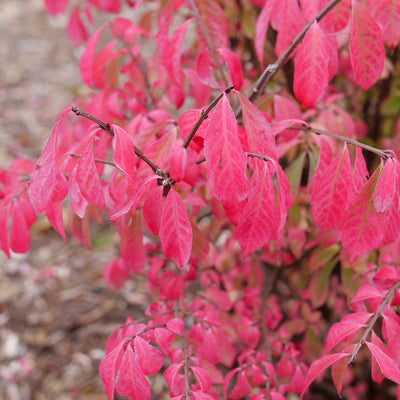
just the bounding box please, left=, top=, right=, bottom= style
left=0, top=2, right=145, bottom=399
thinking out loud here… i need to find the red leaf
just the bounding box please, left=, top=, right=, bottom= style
left=255, top=0, right=276, bottom=64
left=133, top=336, right=164, bottom=376
left=115, top=345, right=150, bottom=399
left=166, top=318, right=184, bottom=336
left=204, top=94, right=249, bottom=202
left=366, top=341, right=400, bottom=384
left=160, top=188, right=192, bottom=269
left=28, top=109, right=69, bottom=215
left=10, top=201, right=30, bottom=254
left=301, top=353, right=349, bottom=398
left=311, top=144, right=354, bottom=233
left=339, top=167, right=384, bottom=260
left=294, top=21, right=330, bottom=108
left=44, top=0, right=68, bottom=15
left=112, top=125, right=136, bottom=178
left=99, top=342, right=124, bottom=400
left=349, top=1, right=385, bottom=89
left=67, top=6, right=88, bottom=47
left=235, top=163, right=279, bottom=258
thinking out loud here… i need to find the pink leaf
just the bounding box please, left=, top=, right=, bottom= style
left=339, top=167, right=384, bottom=260
left=44, top=0, right=68, bottom=15
left=79, top=23, right=108, bottom=88
left=217, top=48, right=243, bottom=89
left=294, top=21, right=330, bottom=108
left=99, top=342, right=124, bottom=400
left=28, top=109, right=69, bottom=215
left=160, top=188, right=192, bottom=269
left=0, top=203, right=11, bottom=257
left=325, top=312, right=372, bottom=353
left=331, top=356, right=348, bottom=396
left=366, top=341, right=400, bottom=384
left=10, top=201, right=30, bottom=253
left=204, top=94, right=249, bottom=202
left=166, top=318, right=184, bottom=336
left=191, top=366, right=212, bottom=392
left=133, top=336, right=164, bottom=376
left=76, top=134, right=105, bottom=210
left=274, top=0, right=306, bottom=58
left=235, top=163, right=280, bottom=258
left=115, top=346, right=150, bottom=399
left=311, top=144, right=354, bottom=233
left=118, top=211, right=145, bottom=273
left=164, top=363, right=185, bottom=396
left=302, top=353, right=349, bottom=398
left=255, top=0, right=276, bottom=64
left=67, top=6, right=88, bottom=47
left=365, top=0, right=400, bottom=50
left=353, top=146, right=369, bottom=193
left=143, top=186, right=164, bottom=236
left=112, top=125, right=136, bottom=178
left=373, top=158, right=398, bottom=212
left=349, top=1, right=385, bottom=89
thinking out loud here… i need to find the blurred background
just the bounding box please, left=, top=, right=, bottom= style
left=0, top=1, right=147, bottom=399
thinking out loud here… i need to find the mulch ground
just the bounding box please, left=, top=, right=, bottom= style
left=0, top=1, right=150, bottom=399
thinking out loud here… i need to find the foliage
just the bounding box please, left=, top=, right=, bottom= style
left=2, top=0, right=400, bottom=398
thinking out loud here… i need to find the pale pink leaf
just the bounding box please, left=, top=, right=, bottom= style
left=159, top=188, right=192, bottom=269
left=204, top=94, right=249, bottom=202
left=164, top=363, right=185, bottom=396
left=349, top=1, right=385, bottom=89
left=294, top=21, right=330, bottom=108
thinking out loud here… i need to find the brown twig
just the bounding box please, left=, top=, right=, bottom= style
left=71, top=106, right=163, bottom=175
left=289, top=125, right=393, bottom=159
left=182, top=85, right=235, bottom=149
left=348, top=280, right=400, bottom=365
